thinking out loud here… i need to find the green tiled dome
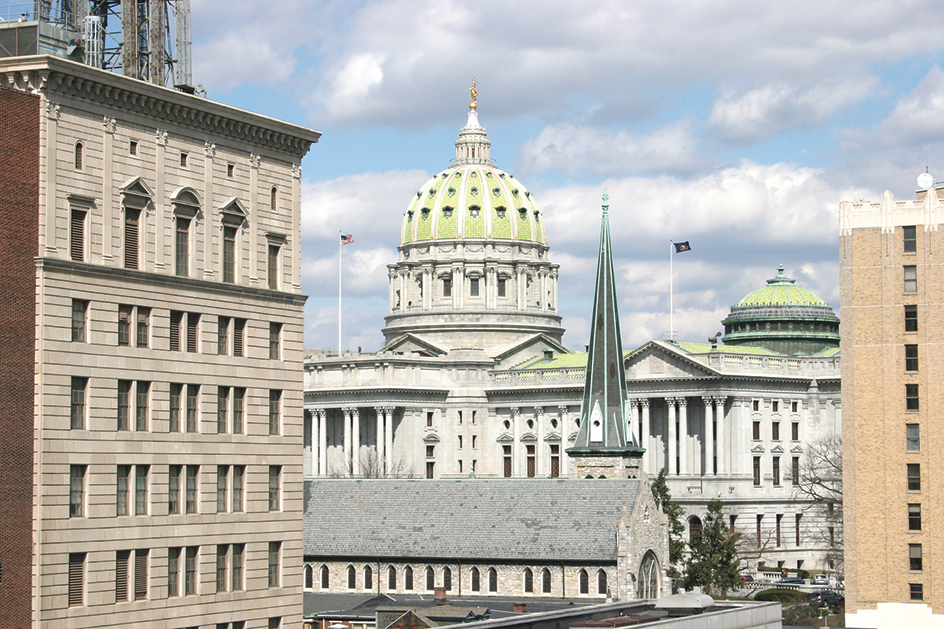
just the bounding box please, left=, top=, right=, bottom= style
left=401, top=165, right=545, bottom=245
left=721, top=265, right=839, bottom=356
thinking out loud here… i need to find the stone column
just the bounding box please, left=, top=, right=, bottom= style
left=43, top=101, right=60, bottom=255
left=352, top=407, right=361, bottom=475
left=102, top=116, right=116, bottom=261
left=375, top=406, right=385, bottom=475
left=343, top=407, right=352, bottom=474
left=512, top=408, right=521, bottom=477
left=715, top=396, right=728, bottom=475
left=154, top=130, right=167, bottom=269
left=667, top=399, right=677, bottom=476
left=318, top=410, right=328, bottom=476
left=203, top=142, right=215, bottom=279
left=385, top=407, right=394, bottom=474
left=248, top=153, right=259, bottom=282
left=516, top=266, right=526, bottom=311
left=703, top=397, right=714, bottom=475
left=305, top=410, right=314, bottom=477
left=558, top=406, right=570, bottom=477
left=678, top=398, right=688, bottom=475
left=640, top=400, right=651, bottom=474
left=536, top=408, right=545, bottom=477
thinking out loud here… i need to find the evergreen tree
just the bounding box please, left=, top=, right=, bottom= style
left=682, top=499, right=742, bottom=598
left=651, top=468, right=686, bottom=580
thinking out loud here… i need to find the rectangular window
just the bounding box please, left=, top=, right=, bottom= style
left=756, top=514, right=763, bottom=548
left=233, top=318, right=245, bottom=357
left=124, top=208, right=140, bottom=270
left=550, top=444, right=560, bottom=478
left=118, top=305, right=132, bottom=346
left=222, top=226, right=237, bottom=283
left=911, top=583, right=924, bottom=601
left=187, top=313, right=199, bottom=353
left=180, top=152, right=188, bottom=167
left=905, top=304, right=918, bottom=332
left=470, top=278, right=480, bottom=297
left=909, top=503, right=922, bottom=531
left=233, top=388, right=245, bottom=434
left=795, top=513, right=802, bottom=546
left=772, top=421, right=780, bottom=441
left=907, top=424, right=920, bottom=451
left=526, top=444, right=536, bottom=478
left=186, top=465, right=199, bottom=514
left=791, top=400, right=799, bottom=413
left=70, top=465, right=86, bottom=517
left=170, top=310, right=182, bottom=351
left=910, top=544, right=923, bottom=571
left=269, top=322, right=282, bottom=360
left=71, top=377, right=87, bottom=429
left=904, top=225, right=917, bottom=253
left=175, top=217, right=190, bottom=277
left=168, top=547, right=181, bottom=596
left=426, top=445, right=435, bottom=458
left=232, top=543, right=244, bottom=591
left=268, top=244, right=280, bottom=290
left=269, top=619, right=281, bottom=629
left=904, top=265, right=917, bottom=292
left=185, top=546, right=198, bottom=595
left=268, top=542, right=281, bottom=587
left=118, top=380, right=131, bottom=431
left=497, top=278, right=506, bottom=297
left=168, top=465, right=181, bottom=514
left=134, top=549, right=148, bottom=600
left=269, top=466, right=281, bottom=511
left=752, top=399, right=760, bottom=412
left=169, top=383, right=182, bottom=432
left=68, top=553, right=85, bottom=607
left=503, top=445, right=512, bottom=478
left=772, top=456, right=781, bottom=486
left=70, top=208, right=86, bottom=262
left=217, top=465, right=229, bottom=513
left=136, top=381, right=149, bottom=431
left=905, top=344, right=919, bottom=372
left=426, top=461, right=435, bottom=479
left=908, top=463, right=921, bottom=491
left=775, top=514, right=782, bottom=547
left=216, top=545, right=229, bottom=593
left=129, top=140, right=137, bottom=155
left=442, top=277, right=452, bottom=297
left=186, top=384, right=199, bottom=433
left=772, top=400, right=780, bottom=413
left=116, top=550, right=130, bottom=602
left=232, top=465, right=244, bottom=512
left=791, top=422, right=799, bottom=441
left=427, top=411, right=434, bottom=427
left=907, top=384, right=920, bottom=411
left=217, top=386, right=229, bottom=434
left=136, top=307, right=150, bottom=347
left=117, top=465, right=130, bottom=516
left=792, top=456, right=800, bottom=486
left=753, top=456, right=761, bottom=486
left=752, top=420, right=760, bottom=440
left=72, top=299, right=88, bottom=342
left=218, top=316, right=230, bottom=355
left=135, top=465, right=149, bottom=515
left=269, top=390, right=281, bottom=435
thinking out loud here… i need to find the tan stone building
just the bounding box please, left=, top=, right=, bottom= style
left=0, top=52, right=319, bottom=628
left=840, top=185, right=944, bottom=627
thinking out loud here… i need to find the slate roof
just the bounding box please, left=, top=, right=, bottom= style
left=304, top=478, right=640, bottom=563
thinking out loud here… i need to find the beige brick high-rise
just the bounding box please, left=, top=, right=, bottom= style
left=0, top=52, right=319, bottom=629
left=840, top=186, right=944, bottom=628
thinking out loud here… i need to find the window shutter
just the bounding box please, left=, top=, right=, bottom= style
left=187, top=313, right=199, bottom=353
left=170, top=311, right=182, bottom=351
left=68, top=553, right=84, bottom=607
left=115, top=550, right=130, bottom=602
left=233, top=319, right=245, bottom=357
left=134, top=550, right=148, bottom=600
left=70, top=209, right=86, bottom=262
left=124, top=209, right=140, bottom=269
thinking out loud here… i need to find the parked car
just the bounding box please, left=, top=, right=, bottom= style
left=777, top=576, right=805, bottom=585
left=741, top=573, right=754, bottom=582
left=809, top=590, right=844, bottom=610
left=812, top=573, right=830, bottom=585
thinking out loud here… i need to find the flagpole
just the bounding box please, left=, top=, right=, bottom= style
left=338, top=231, right=342, bottom=356
left=669, top=241, right=674, bottom=341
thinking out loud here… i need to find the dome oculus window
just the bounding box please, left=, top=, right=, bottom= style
left=447, top=187, right=456, bottom=197
left=492, top=187, right=501, bottom=197
left=518, top=208, right=527, bottom=219
left=421, top=208, right=430, bottom=219
left=407, top=210, right=414, bottom=222
left=470, top=171, right=477, bottom=178
left=470, top=186, right=478, bottom=197
left=428, top=188, right=437, bottom=198
left=453, top=172, right=462, bottom=179
left=512, top=189, right=519, bottom=198
left=534, top=210, right=540, bottom=222
left=485, top=171, right=493, bottom=178
left=443, top=207, right=453, bottom=218
left=469, top=205, right=480, bottom=218
left=495, top=206, right=507, bottom=218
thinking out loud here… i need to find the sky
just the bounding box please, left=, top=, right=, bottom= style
left=118, top=1, right=944, bottom=351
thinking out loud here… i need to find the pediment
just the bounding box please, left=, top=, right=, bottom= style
left=220, top=197, right=248, bottom=225
left=496, top=432, right=515, bottom=443
left=790, top=445, right=804, bottom=454
left=383, top=333, right=448, bottom=358
left=520, top=432, right=537, bottom=443
left=120, top=176, right=154, bottom=210
left=567, top=431, right=579, bottom=442
left=751, top=444, right=766, bottom=453
left=493, top=333, right=569, bottom=368
left=544, top=431, right=561, bottom=442
left=771, top=445, right=784, bottom=454
left=422, top=432, right=440, bottom=444
left=171, top=186, right=202, bottom=217
left=624, top=340, right=719, bottom=380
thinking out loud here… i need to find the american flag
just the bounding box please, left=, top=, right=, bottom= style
left=340, top=234, right=354, bottom=245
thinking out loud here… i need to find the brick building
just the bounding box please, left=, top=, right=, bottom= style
left=840, top=185, right=944, bottom=627
left=0, top=54, right=319, bottom=628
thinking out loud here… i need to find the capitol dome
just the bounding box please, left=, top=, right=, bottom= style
left=721, top=265, right=840, bottom=356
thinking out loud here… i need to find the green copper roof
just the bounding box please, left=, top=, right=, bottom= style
left=401, top=165, right=545, bottom=245
left=673, top=342, right=778, bottom=356
left=736, top=265, right=828, bottom=307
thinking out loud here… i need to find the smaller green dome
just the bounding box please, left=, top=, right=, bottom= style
left=736, top=265, right=828, bottom=307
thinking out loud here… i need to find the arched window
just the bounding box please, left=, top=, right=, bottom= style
left=425, top=566, right=435, bottom=590
left=542, top=568, right=551, bottom=593
left=388, top=566, right=397, bottom=590
left=470, top=567, right=480, bottom=592
left=488, top=568, right=497, bottom=592
left=579, top=569, right=588, bottom=594
left=443, top=566, right=452, bottom=591
left=74, top=142, right=83, bottom=170
left=523, top=568, right=533, bottom=593
left=689, top=516, right=703, bottom=541
left=404, top=566, right=414, bottom=591
left=320, top=564, right=329, bottom=589
left=364, top=565, right=373, bottom=590
left=597, top=569, right=607, bottom=595
left=638, top=551, right=661, bottom=599
left=270, top=186, right=278, bottom=211
left=304, top=565, right=313, bottom=590
left=347, top=564, right=356, bottom=589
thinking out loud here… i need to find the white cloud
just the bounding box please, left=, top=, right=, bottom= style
left=193, top=34, right=297, bottom=92
left=875, top=65, right=944, bottom=142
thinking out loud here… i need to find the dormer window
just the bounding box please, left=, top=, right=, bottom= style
left=469, top=206, right=480, bottom=218
left=407, top=210, right=414, bottom=222
left=454, top=172, right=462, bottom=179
left=447, top=187, right=456, bottom=197
left=512, top=189, right=519, bottom=198
left=416, top=191, right=422, bottom=198
left=492, top=187, right=501, bottom=197
left=470, top=186, right=478, bottom=197
left=421, top=208, right=430, bottom=219
left=443, top=207, right=453, bottom=218
left=518, top=208, right=527, bottom=219
left=470, top=171, right=478, bottom=178
left=533, top=210, right=540, bottom=222
left=485, top=171, right=493, bottom=178
left=495, top=206, right=506, bottom=218
left=428, top=188, right=437, bottom=198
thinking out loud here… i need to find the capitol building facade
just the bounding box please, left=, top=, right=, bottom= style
left=303, top=104, right=841, bottom=573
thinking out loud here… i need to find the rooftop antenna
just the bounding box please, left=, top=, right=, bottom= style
left=918, top=146, right=934, bottom=189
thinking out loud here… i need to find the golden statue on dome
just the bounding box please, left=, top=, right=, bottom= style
left=468, top=77, right=478, bottom=110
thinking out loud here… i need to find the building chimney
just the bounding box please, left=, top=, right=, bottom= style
left=434, top=587, right=447, bottom=602
left=513, top=603, right=527, bottom=613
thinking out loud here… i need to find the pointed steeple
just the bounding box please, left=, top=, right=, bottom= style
left=567, top=192, right=644, bottom=478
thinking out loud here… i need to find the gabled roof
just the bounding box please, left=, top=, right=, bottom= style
left=493, top=333, right=569, bottom=366
left=383, top=333, right=450, bottom=357
left=304, top=479, right=640, bottom=563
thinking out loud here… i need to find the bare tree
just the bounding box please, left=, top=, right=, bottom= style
left=790, top=433, right=843, bottom=573
left=329, top=449, right=417, bottom=478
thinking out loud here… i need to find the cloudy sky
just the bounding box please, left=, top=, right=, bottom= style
left=189, top=0, right=944, bottom=352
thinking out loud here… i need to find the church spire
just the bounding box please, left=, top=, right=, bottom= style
left=567, top=192, right=644, bottom=478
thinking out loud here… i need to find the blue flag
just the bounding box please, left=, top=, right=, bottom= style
left=674, top=241, right=691, bottom=253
